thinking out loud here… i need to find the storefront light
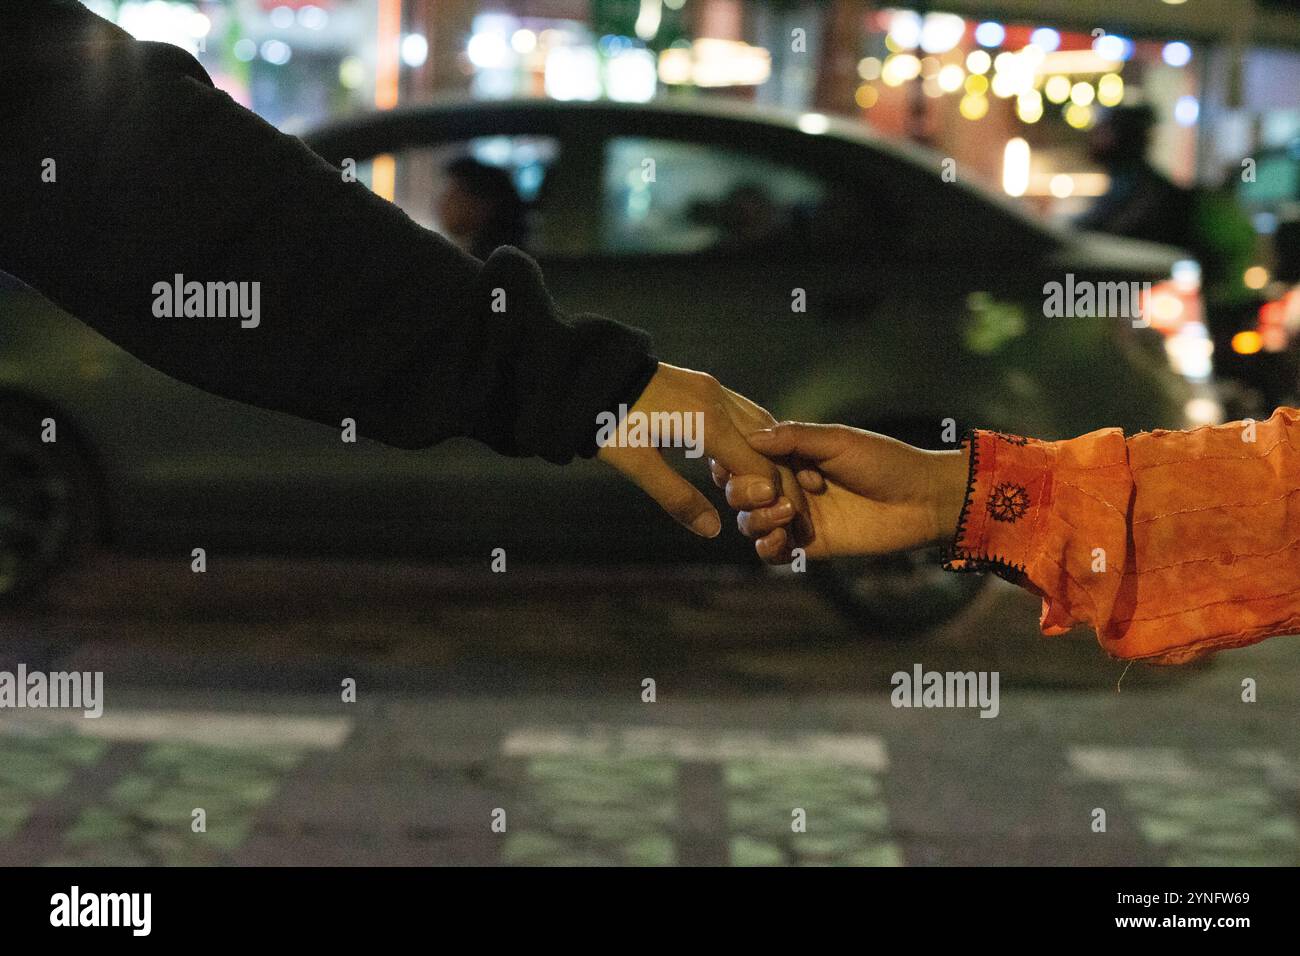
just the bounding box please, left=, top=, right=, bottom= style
left=512, top=29, right=538, bottom=54
left=260, top=39, right=291, bottom=66
left=966, top=50, right=991, bottom=75
left=1232, top=330, right=1263, bottom=355
left=401, top=34, right=428, bottom=68
left=545, top=45, right=601, bottom=100
left=1093, top=34, right=1132, bottom=61
left=1017, top=89, right=1043, bottom=123
left=634, top=0, right=663, bottom=41
left=607, top=48, right=658, bottom=102
left=1165, top=323, right=1213, bottom=381
left=339, top=56, right=365, bottom=89
left=882, top=53, right=921, bottom=86
left=690, top=39, right=772, bottom=87
left=117, top=1, right=207, bottom=54
left=1070, top=81, right=1095, bottom=107
left=298, top=5, right=328, bottom=30
left=919, top=12, right=966, bottom=54
left=1162, top=41, right=1192, bottom=67
left=990, top=70, right=1017, bottom=98
left=1044, top=75, right=1071, bottom=104
left=974, top=22, right=1005, bottom=48
left=959, top=93, right=989, bottom=120
left=938, top=64, right=965, bottom=93
left=858, top=56, right=882, bottom=80
left=798, top=113, right=831, bottom=135
left=468, top=31, right=511, bottom=69
left=1003, top=138, right=1030, bottom=196
left=269, top=5, right=294, bottom=29
left=1244, top=266, right=1269, bottom=290
left=658, top=47, right=693, bottom=84
left=1174, top=95, right=1199, bottom=126
left=1097, top=73, right=1124, bottom=107
left=888, top=10, right=922, bottom=51
left=1064, top=103, right=1093, bottom=128
left=1029, top=28, right=1060, bottom=53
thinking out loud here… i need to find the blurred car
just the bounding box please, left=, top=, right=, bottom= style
left=0, top=98, right=1207, bottom=631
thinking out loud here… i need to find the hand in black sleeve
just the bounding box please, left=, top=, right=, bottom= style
left=0, top=3, right=805, bottom=538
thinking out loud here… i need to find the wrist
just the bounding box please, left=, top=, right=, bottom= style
left=927, top=447, right=971, bottom=547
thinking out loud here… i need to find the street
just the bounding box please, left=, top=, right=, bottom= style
left=1, top=554, right=1296, bottom=866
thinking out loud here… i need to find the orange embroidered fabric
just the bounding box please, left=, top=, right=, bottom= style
left=943, top=408, right=1300, bottom=664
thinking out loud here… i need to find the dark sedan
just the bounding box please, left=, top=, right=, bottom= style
left=0, top=98, right=1210, bottom=629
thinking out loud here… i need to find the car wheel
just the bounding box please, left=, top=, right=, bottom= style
left=807, top=415, right=985, bottom=636
left=808, top=550, right=985, bottom=636
left=0, top=401, right=96, bottom=607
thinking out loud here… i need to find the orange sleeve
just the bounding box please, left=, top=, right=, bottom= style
left=942, top=408, right=1300, bottom=664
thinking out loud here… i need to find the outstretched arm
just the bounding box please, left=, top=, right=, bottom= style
left=727, top=410, right=1300, bottom=663
left=0, top=3, right=799, bottom=537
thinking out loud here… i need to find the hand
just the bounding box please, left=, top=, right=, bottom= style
left=597, top=363, right=807, bottom=538
left=716, top=421, right=969, bottom=563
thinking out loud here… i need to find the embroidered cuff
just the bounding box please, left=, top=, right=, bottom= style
left=941, top=429, right=1053, bottom=590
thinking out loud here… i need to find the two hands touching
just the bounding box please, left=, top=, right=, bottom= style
left=598, top=363, right=971, bottom=562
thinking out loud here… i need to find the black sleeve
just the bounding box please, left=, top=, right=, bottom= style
left=0, top=5, right=658, bottom=465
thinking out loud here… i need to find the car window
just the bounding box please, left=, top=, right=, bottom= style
left=600, top=136, right=828, bottom=256
left=354, top=135, right=572, bottom=257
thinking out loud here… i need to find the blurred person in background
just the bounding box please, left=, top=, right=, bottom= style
left=434, top=157, right=529, bottom=260
left=689, top=183, right=785, bottom=251
left=1077, top=104, right=1193, bottom=246
left=1080, top=105, right=1272, bottom=409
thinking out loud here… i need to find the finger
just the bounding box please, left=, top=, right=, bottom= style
left=708, top=457, right=731, bottom=490
left=705, top=413, right=783, bottom=493
left=747, top=422, right=848, bottom=463
left=797, top=467, right=827, bottom=494
left=736, top=499, right=795, bottom=537
left=607, top=447, right=721, bottom=538
left=725, top=474, right=778, bottom=510
left=772, top=460, right=810, bottom=546
left=754, top=526, right=792, bottom=564
left=711, top=391, right=811, bottom=549
left=712, top=390, right=813, bottom=529
left=721, top=386, right=776, bottom=429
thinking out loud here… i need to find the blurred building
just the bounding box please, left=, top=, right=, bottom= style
left=88, top=0, right=1300, bottom=352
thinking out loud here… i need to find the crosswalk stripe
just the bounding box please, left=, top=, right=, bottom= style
left=502, top=725, right=889, bottom=769
left=0, top=710, right=352, bottom=750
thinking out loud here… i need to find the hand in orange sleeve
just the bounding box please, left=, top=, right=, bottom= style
left=722, top=409, right=1300, bottom=664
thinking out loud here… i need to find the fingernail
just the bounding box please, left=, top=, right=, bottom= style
left=754, top=481, right=775, bottom=501
left=691, top=511, right=722, bottom=538
left=772, top=499, right=794, bottom=517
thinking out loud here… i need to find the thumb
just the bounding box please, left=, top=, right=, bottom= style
left=747, top=422, right=850, bottom=463
left=605, top=446, right=722, bottom=538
